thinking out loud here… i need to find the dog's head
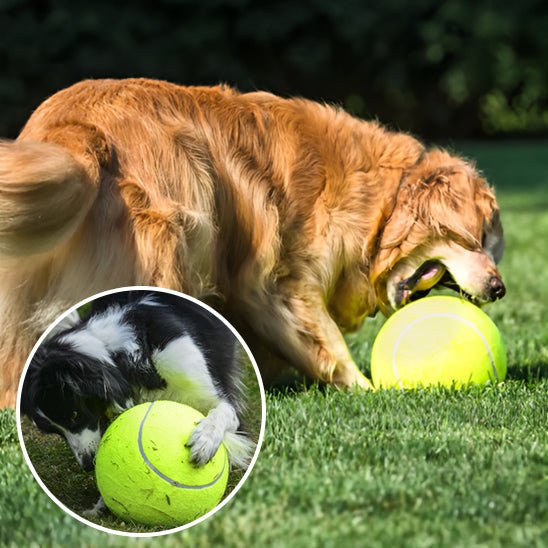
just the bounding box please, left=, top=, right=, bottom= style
left=372, top=149, right=505, bottom=314
left=21, top=343, right=132, bottom=471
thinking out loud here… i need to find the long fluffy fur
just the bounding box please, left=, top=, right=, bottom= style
left=0, top=78, right=502, bottom=405
left=21, top=291, right=254, bottom=470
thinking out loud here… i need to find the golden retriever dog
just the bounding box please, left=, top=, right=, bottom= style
left=0, top=78, right=505, bottom=407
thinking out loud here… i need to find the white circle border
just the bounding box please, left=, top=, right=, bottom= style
left=16, top=285, right=267, bottom=538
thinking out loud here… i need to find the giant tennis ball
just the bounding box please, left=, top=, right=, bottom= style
left=371, top=296, right=506, bottom=389
left=95, top=401, right=229, bottom=527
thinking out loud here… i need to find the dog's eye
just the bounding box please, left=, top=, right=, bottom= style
left=70, top=411, right=79, bottom=422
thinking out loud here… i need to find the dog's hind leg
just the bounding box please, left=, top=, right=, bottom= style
left=120, top=180, right=217, bottom=296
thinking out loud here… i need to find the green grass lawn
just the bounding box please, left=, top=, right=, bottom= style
left=1, top=141, right=547, bottom=547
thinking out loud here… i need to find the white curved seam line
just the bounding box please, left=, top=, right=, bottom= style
left=391, top=312, right=498, bottom=387
left=138, top=402, right=227, bottom=490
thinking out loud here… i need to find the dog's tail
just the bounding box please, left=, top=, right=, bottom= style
left=0, top=139, right=99, bottom=258
left=223, top=431, right=257, bottom=470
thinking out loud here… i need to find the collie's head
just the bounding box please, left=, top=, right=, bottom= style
left=372, top=149, right=505, bottom=315
left=21, top=341, right=132, bottom=470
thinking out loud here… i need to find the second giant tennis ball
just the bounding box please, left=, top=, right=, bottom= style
left=95, top=400, right=229, bottom=527
left=371, top=296, right=506, bottom=389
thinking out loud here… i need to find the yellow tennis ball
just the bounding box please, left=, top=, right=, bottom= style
left=95, top=401, right=228, bottom=527
left=371, top=296, right=507, bottom=389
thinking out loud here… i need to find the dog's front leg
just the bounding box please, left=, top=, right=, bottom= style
left=245, top=281, right=373, bottom=389
left=82, top=496, right=107, bottom=519
left=186, top=401, right=253, bottom=469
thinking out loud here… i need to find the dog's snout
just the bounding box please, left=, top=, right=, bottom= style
left=80, top=453, right=95, bottom=472
left=487, top=276, right=506, bottom=301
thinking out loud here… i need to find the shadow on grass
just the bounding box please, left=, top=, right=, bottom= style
left=506, top=363, right=548, bottom=382
left=268, top=382, right=314, bottom=398
left=268, top=372, right=322, bottom=397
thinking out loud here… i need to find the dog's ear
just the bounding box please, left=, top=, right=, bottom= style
left=40, top=353, right=132, bottom=407
left=483, top=209, right=504, bottom=263
left=370, top=180, right=417, bottom=291
left=408, top=150, right=499, bottom=247
left=377, top=184, right=416, bottom=251
left=416, top=167, right=488, bottom=247
left=372, top=155, right=496, bottom=283
left=383, top=155, right=497, bottom=254
left=79, top=361, right=132, bottom=407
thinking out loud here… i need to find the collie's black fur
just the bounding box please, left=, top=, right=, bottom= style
left=21, top=290, right=253, bottom=472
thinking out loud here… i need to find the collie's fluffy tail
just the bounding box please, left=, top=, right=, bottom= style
left=0, top=140, right=98, bottom=257
left=223, top=431, right=257, bottom=470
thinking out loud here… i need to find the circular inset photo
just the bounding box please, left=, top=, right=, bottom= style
left=17, top=287, right=265, bottom=536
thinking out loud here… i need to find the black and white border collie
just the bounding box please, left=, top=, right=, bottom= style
left=21, top=290, right=255, bottom=483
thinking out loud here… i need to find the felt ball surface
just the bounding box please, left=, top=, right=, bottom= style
left=95, top=400, right=228, bottom=528
left=371, top=296, right=507, bottom=389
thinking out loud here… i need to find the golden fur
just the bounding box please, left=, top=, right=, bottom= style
left=0, top=78, right=504, bottom=406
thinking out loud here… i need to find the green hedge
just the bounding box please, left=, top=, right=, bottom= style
left=1, top=0, right=547, bottom=138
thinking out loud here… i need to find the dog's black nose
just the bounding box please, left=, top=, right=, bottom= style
left=488, top=276, right=506, bottom=300
left=80, top=453, right=95, bottom=472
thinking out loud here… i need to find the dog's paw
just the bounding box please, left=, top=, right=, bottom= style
left=357, top=374, right=375, bottom=390
left=82, top=497, right=107, bottom=519
left=186, top=417, right=224, bottom=466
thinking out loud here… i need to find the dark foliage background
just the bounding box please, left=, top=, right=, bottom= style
left=1, top=0, right=547, bottom=138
